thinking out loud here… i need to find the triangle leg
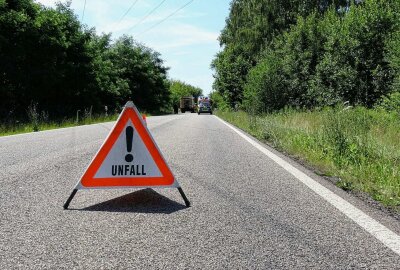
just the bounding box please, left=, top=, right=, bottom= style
left=177, top=187, right=190, bottom=207
left=63, top=189, right=78, bottom=210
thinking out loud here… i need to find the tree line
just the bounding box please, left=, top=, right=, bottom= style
left=212, top=0, right=400, bottom=113
left=0, top=0, right=201, bottom=123
left=169, top=80, right=202, bottom=106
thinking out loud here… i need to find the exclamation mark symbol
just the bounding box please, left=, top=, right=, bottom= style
left=125, top=126, right=134, bottom=162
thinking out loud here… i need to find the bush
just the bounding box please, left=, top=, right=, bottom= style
left=314, top=0, right=398, bottom=107
left=240, top=0, right=400, bottom=112
left=209, top=91, right=229, bottom=111
left=387, top=30, right=400, bottom=91
left=243, top=49, right=286, bottom=114
left=377, top=91, right=400, bottom=114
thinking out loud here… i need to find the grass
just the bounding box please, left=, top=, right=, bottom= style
left=216, top=107, right=400, bottom=208
left=0, top=114, right=119, bottom=137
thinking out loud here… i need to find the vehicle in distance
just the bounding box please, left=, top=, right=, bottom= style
left=197, top=96, right=212, bottom=115
left=180, top=96, right=195, bottom=113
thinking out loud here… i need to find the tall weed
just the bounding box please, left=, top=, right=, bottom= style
left=217, top=108, right=400, bottom=207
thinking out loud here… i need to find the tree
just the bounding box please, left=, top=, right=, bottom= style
left=240, top=0, right=400, bottom=112
left=212, top=0, right=349, bottom=108
left=169, top=80, right=202, bottom=107
left=0, top=0, right=172, bottom=121
left=110, top=36, right=171, bottom=113
left=209, top=90, right=228, bottom=110
left=387, top=25, right=400, bottom=92
left=279, top=12, right=325, bottom=108
left=0, top=0, right=96, bottom=118
left=0, top=0, right=41, bottom=119
left=243, top=48, right=286, bottom=113
left=312, top=0, right=399, bottom=107
left=87, top=33, right=130, bottom=112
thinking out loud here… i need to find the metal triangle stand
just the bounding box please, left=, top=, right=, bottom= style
left=63, top=100, right=191, bottom=210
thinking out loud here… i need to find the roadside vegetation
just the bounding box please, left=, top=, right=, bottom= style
left=169, top=80, right=203, bottom=109
left=212, top=0, right=400, bottom=207
left=0, top=104, right=119, bottom=136
left=0, top=0, right=171, bottom=120
left=216, top=105, right=400, bottom=208
left=0, top=0, right=202, bottom=135
left=0, top=115, right=119, bottom=136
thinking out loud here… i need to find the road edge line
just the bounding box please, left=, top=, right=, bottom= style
left=215, top=115, right=400, bottom=256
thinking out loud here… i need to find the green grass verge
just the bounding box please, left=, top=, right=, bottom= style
left=0, top=114, right=119, bottom=137
left=216, top=107, right=400, bottom=208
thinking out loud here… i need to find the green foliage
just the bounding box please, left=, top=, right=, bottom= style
left=169, top=80, right=202, bottom=107
left=387, top=30, right=400, bottom=91
left=377, top=91, right=400, bottom=114
left=281, top=13, right=325, bottom=107
left=243, top=49, right=286, bottom=113
left=27, top=102, right=39, bottom=132
left=212, top=0, right=350, bottom=108
left=214, top=0, right=400, bottom=208
left=211, top=47, right=251, bottom=106
left=87, top=33, right=130, bottom=112
left=312, top=0, right=399, bottom=107
left=244, top=12, right=327, bottom=113
left=0, top=112, right=119, bottom=136
left=209, top=91, right=229, bottom=111
left=0, top=0, right=171, bottom=123
left=214, top=0, right=400, bottom=111
left=217, top=109, right=400, bottom=207
left=110, top=36, right=171, bottom=113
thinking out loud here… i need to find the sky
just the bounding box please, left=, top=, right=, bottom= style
left=34, top=0, right=232, bottom=95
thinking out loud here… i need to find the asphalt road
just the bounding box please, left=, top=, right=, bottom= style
left=1, top=113, right=400, bottom=269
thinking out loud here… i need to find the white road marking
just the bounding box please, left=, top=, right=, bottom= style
left=216, top=116, right=400, bottom=256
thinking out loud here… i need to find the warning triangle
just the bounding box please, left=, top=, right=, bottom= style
left=78, top=101, right=176, bottom=188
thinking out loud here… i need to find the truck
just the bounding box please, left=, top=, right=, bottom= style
left=179, top=96, right=195, bottom=113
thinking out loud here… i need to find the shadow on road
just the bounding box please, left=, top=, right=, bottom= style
left=74, top=188, right=186, bottom=214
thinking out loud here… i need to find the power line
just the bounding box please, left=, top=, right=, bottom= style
left=81, top=0, right=87, bottom=21
left=138, top=0, right=194, bottom=35
left=127, top=0, right=167, bottom=32
left=118, top=0, right=140, bottom=23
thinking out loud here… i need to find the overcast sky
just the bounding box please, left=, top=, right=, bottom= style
left=35, top=0, right=231, bottom=95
